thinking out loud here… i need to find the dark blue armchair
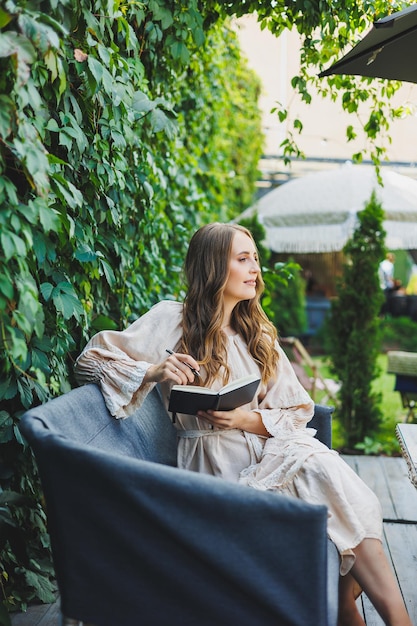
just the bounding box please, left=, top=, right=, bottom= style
left=20, top=384, right=339, bottom=626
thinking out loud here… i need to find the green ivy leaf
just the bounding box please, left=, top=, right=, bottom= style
left=16, top=377, right=33, bottom=409
left=0, top=411, right=13, bottom=440
left=40, top=282, right=54, bottom=301
left=74, top=243, right=97, bottom=262
left=51, top=175, right=83, bottom=209
left=99, top=258, right=116, bottom=286
left=87, top=56, right=103, bottom=83
left=293, top=118, right=303, bottom=132
left=0, top=490, right=33, bottom=507
left=132, top=90, right=155, bottom=113
left=0, top=377, right=16, bottom=402
left=23, top=570, right=56, bottom=604
left=0, top=271, right=14, bottom=300
left=0, top=96, right=14, bottom=139
left=0, top=231, right=27, bottom=261
left=346, top=125, right=357, bottom=141
left=0, top=7, right=12, bottom=29
left=32, top=336, right=53, bottom=352
left=13, top=424, right=25, bottom=446
left=45, top=118, right=60, bottom=132
left=18, top=14, right=60, bottom=54
left=169, top=39, right=190, bottom=63
left=31, top=349, right=51, bottom=373
left=53, top=291, right=84, bottom=319
left=91, top=314, right=118, bottom=331
left=0, top=176, right=18, bottom=204
left=149, top=108, right=169, bottom=133
left=0, top=32, right=36, bottom=63
left=51, top=282, right=84, bottom=320
left=150, top=1, right=174, bottom=29
left=39, top=205, right=60, bottom=233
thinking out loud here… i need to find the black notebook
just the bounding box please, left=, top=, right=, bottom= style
left=168, top=374, right=261, bottom=416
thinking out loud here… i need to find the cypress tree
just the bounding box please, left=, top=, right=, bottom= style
left=328, top=191, right=386, bottom=448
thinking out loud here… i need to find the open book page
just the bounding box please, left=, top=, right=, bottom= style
left=168, top=374, right=261, bottom=416
left=171, top=374, right=260, bottom=395
left=171, top=385, right=217, bottom=395
left=218, top=374, right=260, bottom=395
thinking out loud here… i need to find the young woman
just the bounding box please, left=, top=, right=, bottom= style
left=75, top=223, right=411, bottom=626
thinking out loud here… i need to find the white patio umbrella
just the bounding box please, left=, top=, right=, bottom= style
left=238, top=163, right=417, bottom=253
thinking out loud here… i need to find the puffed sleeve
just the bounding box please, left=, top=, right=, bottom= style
left=74, top=300, right=183, bottom=418
left=254, top=342, right=315, bottom=437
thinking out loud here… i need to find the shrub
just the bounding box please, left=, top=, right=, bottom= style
left=380, top=316, right=417, bottom=352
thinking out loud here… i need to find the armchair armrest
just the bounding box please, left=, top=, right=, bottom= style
left=309, top=404, right=334, bottom=449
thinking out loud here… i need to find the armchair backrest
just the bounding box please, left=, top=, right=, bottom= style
left=21, top=383, right=177, bottom=466
left=22, top=383, right=333, bottom=463
left=20, top=384, right=333, bottom=469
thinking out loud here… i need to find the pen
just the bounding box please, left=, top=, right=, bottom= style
left=165, top=348, right=200, bottom=378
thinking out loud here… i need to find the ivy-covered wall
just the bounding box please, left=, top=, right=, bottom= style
left=0, top=0, right=263, bottom=612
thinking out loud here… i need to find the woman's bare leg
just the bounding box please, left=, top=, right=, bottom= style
left=338, top=572, right=365, bottom=626
left=350, top=538, right=411, bottom=626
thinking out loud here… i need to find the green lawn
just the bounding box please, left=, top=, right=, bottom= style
left=312, top=353, right=408, bottom=455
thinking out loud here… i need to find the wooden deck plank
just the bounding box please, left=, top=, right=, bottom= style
left=347, top=455, right=397, bottom=519
left=384, top=522, right=417, bottom=625
left=360, top=598, right=385, bottom=626
left=341, top=454, right=358, bottom=472
left=38, top=601, right=62, bottom=626
left=345, top=454, right=417, bottom=521
left=347, top=455, right=417, bottom=625
left=379, top=456, right=417, bottom=521
left=10, top=599, right=59, bottom=626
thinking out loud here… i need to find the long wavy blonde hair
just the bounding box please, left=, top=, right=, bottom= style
left=179, top=223, right=279, bottom=387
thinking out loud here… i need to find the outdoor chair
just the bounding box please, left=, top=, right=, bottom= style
left=280, top=336, right=340, bottom=404
left=20, top=383, right=339, bottom=626
left=387, top=350, right=417, bottom=422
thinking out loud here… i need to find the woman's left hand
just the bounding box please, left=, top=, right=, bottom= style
left=197, top=408, right=270, bottom=437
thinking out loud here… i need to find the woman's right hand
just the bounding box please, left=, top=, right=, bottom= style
left=143, top=351, right=200, bottom=386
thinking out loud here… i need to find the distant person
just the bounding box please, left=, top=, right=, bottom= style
left=304, top=269, right=325, bottom=297
left=379, top=252, right=395, bottom=293
left=379, top=253, right=396, bottom=316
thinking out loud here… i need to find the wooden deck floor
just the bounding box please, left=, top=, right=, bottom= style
left=344, top=455, right=417, bottom=626
left=9, top=455, right=417, bottom=626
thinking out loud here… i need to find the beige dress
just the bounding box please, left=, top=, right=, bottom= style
left=75, top=300, right=382, bottom=575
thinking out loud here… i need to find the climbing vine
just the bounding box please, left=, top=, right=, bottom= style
left=0, top=0, right=263, bottom=612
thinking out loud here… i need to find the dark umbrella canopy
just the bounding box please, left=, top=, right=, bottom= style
left=319, top=4, right=417, bottom=83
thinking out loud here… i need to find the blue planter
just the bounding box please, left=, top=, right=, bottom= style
left=305, top=297, right=331, bottom=336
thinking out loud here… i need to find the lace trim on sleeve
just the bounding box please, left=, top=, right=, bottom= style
left=75, top=346, right=154, bottom=419
left=256, top=398, right=314, bottom=438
